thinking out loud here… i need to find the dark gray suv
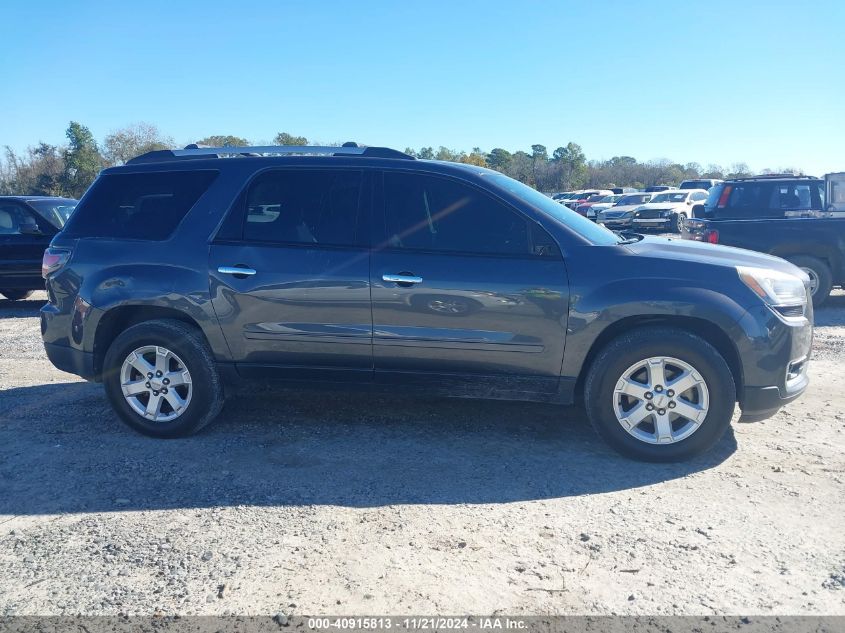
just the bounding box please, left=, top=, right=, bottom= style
left=40, top=145, right=813, bottom=461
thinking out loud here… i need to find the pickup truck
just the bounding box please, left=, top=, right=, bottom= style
left=684, top=173, right=845, bottom=306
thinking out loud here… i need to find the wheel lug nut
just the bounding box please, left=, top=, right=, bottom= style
left=163, top=378, right=170, bottom=385
left=153, top=390, right=159, bottom=396
left=668, top=402, right=676, bottom=409
left=655, top=386, right=663, bottom=393
left=658, top=408, right=666, bottom=415
left=667, top=389, right=675, bottom=397
left=162, top=388, right=168, bottom=394
left=147, top=373, right=153, bottom=379
left=644, top=392, right=653, bottom=400
left=145, top=382, right=150, bottom=388
left=646, top=404, right=654, bottom=411
left=156, top=371, right=162, bottom=377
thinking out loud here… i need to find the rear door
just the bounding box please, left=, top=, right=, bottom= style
left=0, top=201, right=54, bottom=290
left=209, top=168, right=373, bottom=380
left=370, top=170, right=569, bottom=395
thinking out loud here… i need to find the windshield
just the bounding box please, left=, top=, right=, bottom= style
left=487, top=174, right=622, bottom=245
left=617, top=193, right=649, bottom=205
left=27, top=199, right=77, bottom=229
left=651, top=192, right=688, bottom=203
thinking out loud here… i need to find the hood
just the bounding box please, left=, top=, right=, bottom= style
left=626, top=236, right=808, bottom=277
left=608, top=203, right=644, bottom=213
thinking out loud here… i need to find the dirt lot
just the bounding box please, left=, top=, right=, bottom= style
left=1, top=291, right=843, bottom=616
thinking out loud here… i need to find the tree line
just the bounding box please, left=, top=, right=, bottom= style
left=0, top=121, right=803, bottom=199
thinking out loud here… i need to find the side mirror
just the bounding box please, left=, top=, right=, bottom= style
left=19, top=224, right=43, bottom=236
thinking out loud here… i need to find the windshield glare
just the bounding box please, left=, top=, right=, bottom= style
left=617, top=194, right=649, bottom=205
left=488, top=174, right=622, bottom=245
left=651, top=192, right=688, bottom=203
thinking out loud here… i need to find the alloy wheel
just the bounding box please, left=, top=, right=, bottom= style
left=612, top=356, right=709, bottom=445
left=119, top=345, right=193, bottom=422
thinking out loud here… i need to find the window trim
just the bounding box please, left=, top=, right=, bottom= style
left=213, top=166, right=368, bottom=249
left=374, top=169, right=563, bottom=261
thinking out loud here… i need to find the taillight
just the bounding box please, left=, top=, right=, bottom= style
left=717, top=185, right=732, bottom=208
left=706, top=229, right=719, bottom=244
left=42, top=248, right=70, bottom=278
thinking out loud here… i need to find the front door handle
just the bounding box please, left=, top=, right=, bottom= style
left=218, top=265, right=257, bottom=277
left=382, top=273, right=423, bottom=286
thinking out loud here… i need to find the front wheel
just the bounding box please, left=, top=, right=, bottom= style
left=584, top=327, right=736, bottom=461
left=102, top=319, right=224, bottom=438
left=0, top=289, right=34, bottom=301
left=671, top=212, right=687, bottom=233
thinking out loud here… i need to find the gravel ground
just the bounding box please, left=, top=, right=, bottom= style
left=0, top=291, right=844, bottom=616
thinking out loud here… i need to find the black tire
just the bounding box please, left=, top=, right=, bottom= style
left=671, top=212, right=687, bottom=233
left=0, top=289, right=34, bottom=301
left=786, top=255, right=832, bottom=307
left=584, top=327, right=736, bottom=462
left=102, top=319, right=224, bottom=438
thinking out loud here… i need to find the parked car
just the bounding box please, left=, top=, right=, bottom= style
left=578, top=194, right=624, bottom=219
left=684, top=174, right=843, bottom=306
left=564, top=189, right=614, bottom=210
left=679, top=178, right=722, bottom=191
left=595, top=192, right=654, bottom=226
left=631, top=189, right=709, bottom=233
left=41, top=144, right=812, bottom=461
left=575, top=194, right=622, bottom=216
left=0, top=196, right=77, bottom=300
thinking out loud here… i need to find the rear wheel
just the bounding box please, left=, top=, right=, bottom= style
left=584, top=327, right=736, bottom=462
left=786, top=255, right=832, bottom=307
left=0, top=289, right=34, bottom=301
left=102, top=319, right=224, bottom=438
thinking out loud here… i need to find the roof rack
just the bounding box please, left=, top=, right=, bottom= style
left=126, top=143, right=414, bottom=165
left=730, top=173, right=817, bottom=181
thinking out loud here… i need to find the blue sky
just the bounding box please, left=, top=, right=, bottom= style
left=1, top=0, right=842, bottom=175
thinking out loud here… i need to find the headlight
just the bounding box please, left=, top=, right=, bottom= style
left=737, top=266, right=807, bottom=307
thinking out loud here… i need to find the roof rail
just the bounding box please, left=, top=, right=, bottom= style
left=126, top=144, right=414, bottom=165
left=730, top=173, right=817, bottom=181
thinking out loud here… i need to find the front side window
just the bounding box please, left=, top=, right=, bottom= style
left=383, top=172, right=536, bottom=256
left=27, top=199, right=77, bottom=229
left=244, top=169, right=363, bottom=246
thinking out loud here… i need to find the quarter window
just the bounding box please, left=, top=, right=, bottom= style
left=244, top=169, right=363, bottom=246
left=383, top=172, right=536, bottom=256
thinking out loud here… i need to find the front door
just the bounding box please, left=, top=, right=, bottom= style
left=209, top=168, right=373, bottom=380
left=370, top=171, right=569, bottom=395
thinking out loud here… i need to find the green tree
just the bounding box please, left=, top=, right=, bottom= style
left=273, top=132, right=308, bottom=146
left=103, top=123, right=173, bottom=166
left=459, top=147, right=487, bottom=167
left=552, top=142, right=587, bottom=190
left=62, top=121, right=102, bottom=198
left=417, top=146, right=435, bottom=160
left=195, top=135, right=250, bottom=147
left=485, top=148, right=512, bottom=171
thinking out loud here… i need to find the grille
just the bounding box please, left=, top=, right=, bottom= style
left=636, top=208, right=669, bottom=219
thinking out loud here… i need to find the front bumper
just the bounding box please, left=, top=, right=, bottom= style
left=735, top=304, right=813, bottom=421
left=597, top=219, right=633, bottom=229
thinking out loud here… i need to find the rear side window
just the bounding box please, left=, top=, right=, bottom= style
left=243, top=169, right=363, bottom=246
left=63, top=171, right=217, bottom=240
left=707, top=182, right=774, bottom=218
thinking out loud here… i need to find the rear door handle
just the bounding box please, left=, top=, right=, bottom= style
left=382, top=273, right=423, bottom=285
left=218, top=265, right=257, bottom=277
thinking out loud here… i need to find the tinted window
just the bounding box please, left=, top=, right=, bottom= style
left=618, top=193, right=650, bottom=205
left=0, top=204, right=38, bottom=235
left=486, top=173, right=621, bottom=246
left=63, top=171, right=217, bottom=240
left=383, top=173, right=535, bottom=256
left=243, top=169, right=362, bottom=246
left=769, top=183, right=815, bottom=210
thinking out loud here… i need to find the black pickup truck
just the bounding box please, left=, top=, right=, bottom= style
left=684, top=174, right=845, bottom=306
